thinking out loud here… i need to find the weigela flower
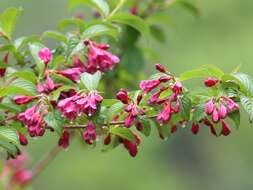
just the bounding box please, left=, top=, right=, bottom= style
left=58, top=131, right=70, bottom=149
left=205, top=99, right=215, bottom=115
left=13, top=95, right=38, bottom=105
left=38, top=47, right=53, bottom=65
left=122, top=132, right=141, bottom=157
left=155, top=63, right=166, bottom=73
left=36, top=74, right=61, bottom=94
left=83, top=122, right=97, bottom=145
left=191, top=123, right=199, bottom=135
left=204, top=77, right=219, bottom=87
left=0, top=53, right=8, bottom=77
left=18, top=104, right=47, bottom=137
left=11, top=169, right=32, bottom=186
left=116, top=89, right=129, bottom=104
left=171, top=81, right=183, bottom=94
left=221, top=120, right=231, bottom=136
left=84, top=40, right=120, bottom=73
left=157, top=102, right=171, bottom=124
left=55, top=68, right=82, bottom=82
left=58, top=95, right=79, bottom=120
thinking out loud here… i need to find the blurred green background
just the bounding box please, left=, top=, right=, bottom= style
left=1, top=0, right=253, bottom=189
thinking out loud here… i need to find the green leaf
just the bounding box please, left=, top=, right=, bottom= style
left=149, top=119, right=170, bottom=140
left=29, top=42, right=46, bottom=77
left=0, top=127, right=19, bottom=146
left=58, top=18, right=86, bottom=32
left=10, top=78, right=37, bottom=95
left=108, top=12, right=150, bottom=38
left=82, top=23, right=119, bottom=40
left=44, top=111, right=64, bottom=134
left=80, top=71, right=102, bottom=90
left=0, top=7, right=23, bottom=39
left=65, top=36, right=82, bottom=63
left=107, top=102, right=124, bottom=121
left=42, top=30, right=68, bottom=44
left=233, top=73, right=253, bottom=97
left=10, top=70, right=37, bottom=84
left=228, top=110, right=240, bottom=128
left=14, top=35, right=40, bottom=50
left=101, top=99, right=119, bottom=107
left=174, top=1, right=199, bottom=16
left=179, top=94, right=192, bottom=120
left=0, top=140, right=19, bottom=158
left=0, top=102, right=21, bottom=113
left=138, top=117, right=151, bottom=137
left=240, top=95, right=253, bottom=123
left=110, top=127, right=136, bottom=142
left=0, top=86, right=34, bottom=96
left=192, top=104, right=206, bottom=122
left=150, top=25, right=166, bottom=43
left=68, top=0, right=110, bottom=17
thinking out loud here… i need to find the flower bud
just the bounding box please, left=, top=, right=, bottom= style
left=136, top=120, right=143, bottom=131
left=140, top=79, right=160, bottom=94
left=212, top=108, right=220, bottom=123
left=122, top=140, right=138, bottom=157
left=204, top=119, right=217, bottom=136
left=104, top=134, right=111, bottom=145
left=83, top=122, right=96, bottom=145
left=116, top=89, right=129, bottom=104
left=204, top=77, right=219, bottom=87
left=155, top=64, right=166, bottom=73
left=218, top=104, right=227, bottom=119
left=221, top=120, right=231, bottom=136
left=172, top=82, right=183, bottom=94
left=191, top=123, right=199, bottom=135
left=58, top=131, right=70, bottom=149
left=11, top=169, right=32, bottom=186
left=205, top=99, right=214, bottom=115
left=18, top=132, right=28, bottom=146
left=13, top=96, right=37, bottom=105
left=38, top=47, right=53, bottom=65
left=171, top=125, right=177, bottom=134
left=0, top=53, right=8, bottom=77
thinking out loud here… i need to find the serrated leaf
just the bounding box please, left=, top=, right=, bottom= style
left=0, top=7, right=22, bottom=39
left=108, top=12, right=150, bottom=38
left=82, top=23, right=119, bottom=40
left=179, top=94, right=192, bottom=120
left=42, top=30, right=68, bottom=44
left=10, top=78, right=37, bottom=95
left=14, top=35, right=40, bottom=50
left=10, top=70, right=37, bottom=84
left=68, top=0, right=110, bottom=17
left=80, top=71, right=102, bottom=90
left=0, top=86, right=34, bottom=96
left=44, top=111, right=64, bottom=134
left=240, top=95, right=253, bottom=123
left=228, top=110, right=240, bottom=128
left=192, top=104, right=206, bottom=122
left=58, top=18, right=86, bottom=32
left=0, top=127, right=19, bottom=146
left=149, top=119, right=170, bottom=140
left=110, top=127, right=136, bottom=142
left=107, top=102, right=124, bottom=121
left=233, top=73, right=253, bottom=97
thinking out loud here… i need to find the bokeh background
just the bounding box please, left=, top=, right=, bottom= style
left=1, top=0, right=253, bottom=189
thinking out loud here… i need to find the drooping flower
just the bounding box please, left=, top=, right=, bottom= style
left=116, top=89, right=129, bottom=104
left=204, top=119, right=217, bottom=136
left=55, top=68, right=82, bottom=82
left=222, top=96, right=239, bottom=112
left=58, top=131, right=70, bottom=149
left=212, top=108, right=220, bottom=123
left=204, top=77, right=219, bottom=87
left=58, top=95, right=79, bottom=120
left=83, top=122, right=97, bottom=145
left=191, top=123, right=199, bottom=135
left=218, top=104, right=227, bottom=119
left=157, top=102, right=172, bottom=124
left=139, top=79, right=160, bottom=94
left=84, top=40, right=120, bottom=73
left=38, top=47, right=53, bottom=65
left=13, top=95, right=38, bottom=105
left=205, top=99, right=215, bottom=115
left=171, top=81, right=183, bottom=94
left=155, top=63, right=166, bottom=73
left=11, top=169, right=32, bottom=186
left=221, top=120, right=231, bottom=136
left=122, top=132, right=141, bottom=157
left=124, top=103, right=139, bottom=127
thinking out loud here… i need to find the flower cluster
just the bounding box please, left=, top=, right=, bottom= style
left=58, top=91, right=103, bottom=120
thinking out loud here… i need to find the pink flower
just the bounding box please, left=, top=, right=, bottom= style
left=223, top=97, right=239, bottom=112
left=204, top=119, right=217, bottom=136
left=123, top=139, right=138, bottom=157
left=104, top=134, right=111, bottom=145
left=155, top=64, right=166, bottom=73
left=84, top=40, right=120, bottom=73
left=83, top=122, right=96, bottom=145
left=191, top=123, right=199, bottom=135
left=140, top=79, right=160, bottom=94
left=38, top=47, right=53, bottom=65
left=18, top=132, right=28, bottom=146
left=18, top=104, right=47, bottom=137
left=124, top=114, right=135, bottom=128
left=204, top=77, right=219, bottom=87
left=221, top=120, right=231, bottom=136
left=11, top=169, right=32, bottom=186
left=159, top=76, right=172, bottom=83
left=205, top=99, right=215, bottom=115
left=58, top=131, right=70, bottom=149
left=212, top=108, right=220, bottom=123
left=130, top=5, right=138, bottom=15
left=72, top=54, right=85, bottom=71
left=55, top=68, right=81, bottom=82
left=171, top=125, right=177, bottom=134
left=172, top=81, right=183, bottom=94
left=124, top=103, right=139, bottom=127
left=13, top=95, right=38, bottom=105
left=157, top=102, right=171, bottom=124
left=116, top=89, right=129, bottom=104
left=218, top=104, right=227, bottom=119
left=58, top=95, right=79, bottom=120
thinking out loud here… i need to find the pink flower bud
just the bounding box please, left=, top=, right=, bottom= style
left=38, top=47, right=53, bottom=65
left=212, top=108, right=220, bottom=123
left=224, top=97, right=239, bottom=112
left=157, top=102, right=171, bottom=124
left=172, top=81, right=183, bottom=94
left=155, top=64, right=166, bottom=73
left=140, top=79, right=160, bottom=94
left=171, top=125, right=177, bottom=134
left=0, top=53, right=8, bottom=77
left=123, top=139, right=138, bottom=157
left=18, top=132, right=28, bottom=146
left=159, top=75, right=172, bottom=83
left=11, top=169, right=32, bottom=186
left=204, top=119, right=217, bottom=136
left=37, top=82, right=44, bottom=93
left=83, top=122, right=96, bottom=145
left=55, top=68, right=81, bottom=82
left=136, top=94, right=143, bottom=105
left=104, top=134, right=111, bottom=145
left=136, top=120, right=143, bottom=131
left=45, top=75, right=55, bottom=92
left=204, top=77, right=219, bottom=87
left=191, top=123, right=199, bottom=135
left=124, top=114, right=135, bottom=128
left=221, top=120, right=231, bottom=136
left=13, top=96, right=37, bottom=105
left=130, top=5, right=138, bottom=15
left=218, top=104, right=227, bottom=119
left=205, top=99, right=214, bottom=115
left=116, top=89, right=129, bottom=104
left=58, top=131, right=70, bottom=149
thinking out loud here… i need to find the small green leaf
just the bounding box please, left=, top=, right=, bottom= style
left=110, top=127, right=136, bottom=142
left=240, top=95, right=253, bottom=123
left=228, top=110, right=240, bottom=128
left=42, top=30, right=68, bottom=44
left=44, top=111, right=65, bottom=134
left=101, top=99, right=119, bottom=107
left=68, top=0, right=110, bottom=17
left=233, top=73, right=253, bottom=97
left=10, top=70, right=37, bottom=84
left=138, top=117, right=151, bottom=137
left=107, top=102, right=124, bottom=121
left=0, top=86, right=34, bottom=96
left=0, top=7, right=23, bottom=39
left=14, top=35, right=40, bottom=50
left=149, top=119, right=170, bottom=140
left=192, top=104, right=206, bottom=122
left=108, top=12, right=150, bottom=38
left=179, top=94, right=192, bottom=120
left=58, top=18, right=86, bottom=32
left=50, top=86, right=73, bottom=101
left=0, top=127, right=19, bottom=146
left=80, top=71, right=102, bottom=90
left=10, top=78, right=37, bottom=95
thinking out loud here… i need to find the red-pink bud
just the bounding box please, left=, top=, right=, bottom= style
left=218, top=104, right=227, bottom=119
left=140, top=79, right=160, bottom=94
left=136, top=120, right=143, bottom=131
left=204, top=119, right=217, bottom=136
left=212, top=108, right=220, bottom=123
left=18, top=132, right=28, bottom=146
left=11, top=169, right=32, bottom=186
left=172, top=82, right=183, bottom=94
left=159, top=75, right=172, bottom=83
left=123, top=139, right=138, bottom=157
left=0, top=53, right=8, bottom=77
left=116, top=89, right=129, bottom=104
left=204, top=77, right=219, bottom=87
left=205, top=99, right=214, bottom=115
left=155, top=64, right=166, bottom=73
left=171, top=125, right=177, bottom=134
left=221, top=120, right=231, bottom=136
left=58, top=131, right=70, bottom=149
left=191, top=123, right=199, bottom=135
left=137, top=94, right=143, bottom=105
left=13, top=96, right=37, bottom=105
left=130, top=5, right=138, bottom=15
left=104, top=134, right=111, bottom=145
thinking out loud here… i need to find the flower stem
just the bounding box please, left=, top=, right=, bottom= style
left=106, top=0, right=126, bottom=20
